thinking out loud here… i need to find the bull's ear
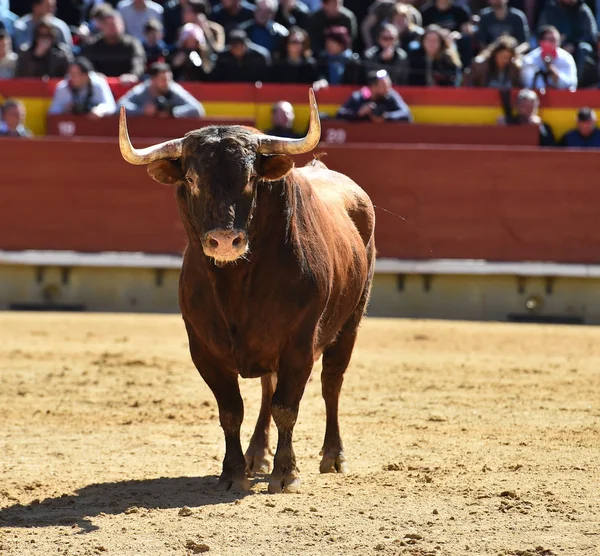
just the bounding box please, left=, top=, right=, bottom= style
left=147, top=160, right=185, bottom=186
left=257, top=154, right=294, bottom=181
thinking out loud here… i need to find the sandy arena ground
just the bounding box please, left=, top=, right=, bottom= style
left=0, top=312, right=599, bottom=556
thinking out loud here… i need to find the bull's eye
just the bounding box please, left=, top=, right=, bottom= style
left=186, top=176, right=194, bottom=184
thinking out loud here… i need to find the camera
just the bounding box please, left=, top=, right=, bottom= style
left=154, top=95, right=173, bottom=114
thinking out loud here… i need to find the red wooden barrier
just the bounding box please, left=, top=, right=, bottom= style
left=46, top=114, right=256, bottom=138
left=319, top=120, right=539, bottom=145
left=1, top=137, right=598, bottom=264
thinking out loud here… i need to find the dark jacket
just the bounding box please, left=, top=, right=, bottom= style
left=275, top=1, right=311, bottom=30
left=308, top=7, right=358, bottom=55
left=238, top=19, right=289, bottom=54
left=408, top=48, right=461, bottom=86
left=14, top=43, right=72, bottom=78
left=362, top=45, right=409, bottom=85
left=538, top=0, right=596, bottom=46
left=82, top=33, right=146, bottom=78
left=336, top=87, right=413, bottom=122
left=212, top=43, right=271, bottom=82
left=316, top=50, right=362, bottom=85
left=559, top=127, right=600, bottom=147
left=270, top=57, right=319, bottom=84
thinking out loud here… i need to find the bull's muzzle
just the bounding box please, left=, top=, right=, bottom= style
left=202, top=229, right=248, bottom=263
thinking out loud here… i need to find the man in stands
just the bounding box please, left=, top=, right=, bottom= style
left=48, top=57, right=117, bottom=119
left=211, top=0, right=255, bottom=40
left=497, top=87, right=556, bottom=146
left=522, top=25, right=577, bottom=91
left=81, top=6, right=146, bottom=81
left=239, top=0, right=289, bottom=54
left=477, top=0, right=530, bottom=49
left=0, top=26, right=17, bottom=78
left=266, top=100, right=302, bottom=138
left=336, top=68, right=413, bottom=122
left=212, top=28, right=271, bottom=82
left=0, top=99, right=33, bottom=137
left=117, top=0, right=164, bottom=43
left=12, top=0, right=72, bottom=50
left=558, top=107, right=600, bottom=147
left=117, top=61, right=205, bottom=118
left=309, top=0, right=358, bottom=56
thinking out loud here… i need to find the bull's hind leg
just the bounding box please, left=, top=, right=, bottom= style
left=320, top=262, right=374, bottom=474
left=245, top=373, right=277, bottom=474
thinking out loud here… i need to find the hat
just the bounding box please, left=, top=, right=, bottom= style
left=577, top=107, right=596, bottom=121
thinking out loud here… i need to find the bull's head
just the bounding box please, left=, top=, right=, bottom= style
left=119, top=90, right=321, bottom=265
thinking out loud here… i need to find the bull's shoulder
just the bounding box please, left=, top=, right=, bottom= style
left=295, top=165, right=375, bottom=246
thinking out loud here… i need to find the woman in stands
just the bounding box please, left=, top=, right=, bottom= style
left=168, top=22, right=214, bottom=81
left=14, top=16, right=72, bottom=78
left=463, top=34, right=524, bottom=88
left=390, top=4, right=424, bottom=54
left=270, top=26, right=319, bottom=84
left=407, top=24, right=462, bottom=86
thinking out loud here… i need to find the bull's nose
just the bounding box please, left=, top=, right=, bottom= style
left=203, top=229, right=248, bottom=262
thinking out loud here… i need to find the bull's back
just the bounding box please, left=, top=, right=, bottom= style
left=296, top=165, right=375, bottom=249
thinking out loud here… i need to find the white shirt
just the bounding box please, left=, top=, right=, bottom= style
left=522, top=46, right=578, bottom=91
left=117, top=0, right=164, bottom=42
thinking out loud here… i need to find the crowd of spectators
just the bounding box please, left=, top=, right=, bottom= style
left=1, top=0, right=600, bottom=146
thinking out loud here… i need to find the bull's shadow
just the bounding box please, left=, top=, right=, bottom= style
left=0, top=475, right=253, bottom=533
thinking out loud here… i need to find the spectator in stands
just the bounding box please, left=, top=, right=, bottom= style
left=361, top=0, right=423, bottom=51
left=537, top=0, right=596, bottom=84
left=182, top=0, right=225, bottom=54
left=48, top=57, right=117, bottom=118
left=558, top=107, right=600, bottom=147
left=463, top=34, right=524, bottom=87
left=0, top=27, right=17, bottom=78
left=117, top=61, right=206, bottom=117
left=0, top=99, right=32, bottom=137
left=211, top=0, right=255, bottom=40
left=497, top=87, right=556, bottom=146
left=239, top=0, right=289, bottom=54
left=336, top=68, right=413, bottom=122
left=477, top=0, right=530, bottom=49
left=15, top=17, right=72, bottom=78
left=521, top=25, right=577, bottom=91
left=211, top=29, right=271, bottom=82
left=271, top=26, right=319, bottom=83
left=81, top=7, right=146, bottom=81
left=363, top=22, right=410, bottom=84
left=12, top=0, right=73, bottom=51
left=309, top=0, right=358, bottom=56
left=315, top=25, right=361, bottom=86
left=266, top=100, right=302, bottom=137
left=169, top=22, right=214, bottom=80
left=390, top=4, right=425, bottom=53
left=276, top=0, right=311, bottom=31
left=408, top=24, right=462, bottom=85
left=0, top=0, right=17, bottom=38
left=117, top=0, right=164, bottom=43
left=142, top=19, right=170, bottom=71
left=419, top=0, right=470, bottom=32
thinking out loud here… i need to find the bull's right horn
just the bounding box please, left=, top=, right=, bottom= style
left=119, top=106, right=183, bottom=165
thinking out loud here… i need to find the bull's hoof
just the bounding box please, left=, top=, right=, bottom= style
left=268, top=471, right=301, bottom=494
left=245, top=454, right=271, bottom=475
left=217, top=473, right=251, bottom=493
left=245, top=447, right=272, bottom=475
left=319, top=451, right=349, bottom=474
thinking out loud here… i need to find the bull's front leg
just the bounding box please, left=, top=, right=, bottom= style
left=186, top=326, right=249, bottom=492
left=268, top=354, right=313, bottom=494
left=245, top=372, right=277, bottom=474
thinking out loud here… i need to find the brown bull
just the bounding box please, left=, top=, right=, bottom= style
left=118, top=89, right=376, bottom=493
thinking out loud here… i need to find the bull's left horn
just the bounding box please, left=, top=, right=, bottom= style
left=119, top=106, right=183, bottom=165
left=256, top=88, right=321, bottom=155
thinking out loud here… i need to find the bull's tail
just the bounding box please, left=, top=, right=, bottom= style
left=305, top=152, right=328, bottom=169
